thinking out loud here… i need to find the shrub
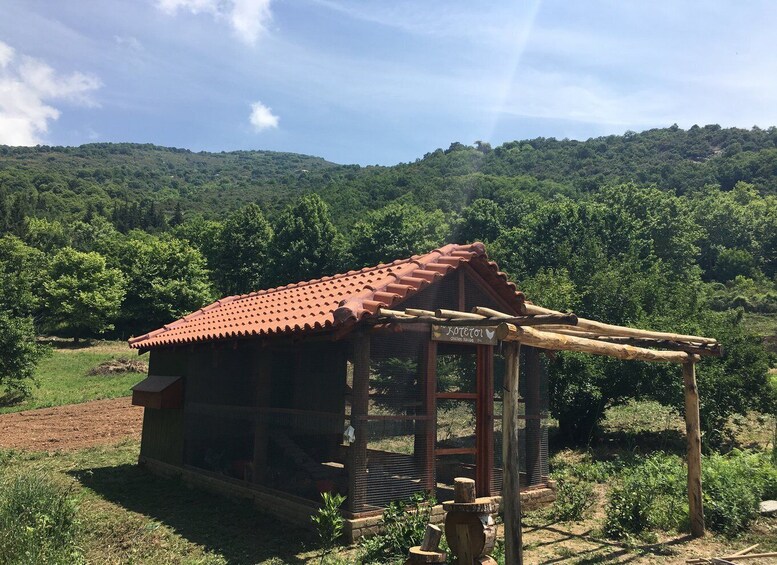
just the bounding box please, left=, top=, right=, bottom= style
left=603, top=454, right=685, bottom=539
left=702, top=450, right=777, bottom=536
left=551, top=479, right=596, bottom=522
left=358, top=491, right=436, bottom=564
left=0, top=472, right=83, bottom=564
left=311, top=491, right=346, bottom=563
left=603, top=450, right=777, bottom=539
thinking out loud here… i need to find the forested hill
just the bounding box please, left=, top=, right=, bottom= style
left=1, top=124, right=776, bottom=442
left=1, top=124, right=777, bottom=229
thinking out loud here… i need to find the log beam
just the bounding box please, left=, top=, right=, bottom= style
left=522, top=303, right=718, bottom=345
left=496, top=323, right=700, bottom=364
left=683, top=361, right=705, bottom=537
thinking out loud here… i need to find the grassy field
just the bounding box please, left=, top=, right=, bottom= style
left=0, top=340, right=146, bottom=414
left=1, top=437, right=775, bottom=564
left=1, top=342, right=775, bottom=564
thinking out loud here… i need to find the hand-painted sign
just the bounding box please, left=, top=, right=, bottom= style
left=431, top=324, right=498, bottom=345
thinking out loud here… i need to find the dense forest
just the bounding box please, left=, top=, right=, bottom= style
left=1, top=124, right=775, bottom=443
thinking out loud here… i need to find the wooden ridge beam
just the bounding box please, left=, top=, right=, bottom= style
left=496, top=323, right=700, bottom=364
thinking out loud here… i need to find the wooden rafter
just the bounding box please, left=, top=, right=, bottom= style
left=376, top=305, right=720, bottom=361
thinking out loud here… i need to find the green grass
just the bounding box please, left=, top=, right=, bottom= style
left=0, top=442, right=334, bottom=564
left=0, top=341, right=146, bottom=414
left=742, top=312, right=777, bottom=338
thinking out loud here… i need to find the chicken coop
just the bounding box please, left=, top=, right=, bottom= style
left=129, top=242, right=555, bottom=539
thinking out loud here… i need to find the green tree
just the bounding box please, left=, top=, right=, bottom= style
left=116, top=233, right=215, bottom=335
left=455, top=198, right=505, bottom=243
left=23, top=217, right=69, bottom=252
left=349, top=201, right=448, bottom=267
left=268, top=194, right=345, bottom=286
left=43, top=248, right=126, bottom=341
left=0, top=235, right=48, bottom=319
left=215, top=204, right=273, bottom=295
left=0, top=313, right=47, bottom=402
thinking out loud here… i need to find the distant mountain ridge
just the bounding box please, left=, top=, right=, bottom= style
left=1, top=125, right=776, bottom=227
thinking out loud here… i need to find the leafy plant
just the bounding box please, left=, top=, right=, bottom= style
left=359, top=491, right=436, bottom=564
left=702, top=450, right=777, bottom=536
left=551, top=478, right=596, bottom=522
left=0, top=472, right=83, bottom=564
left=311, top=492, right=346, bottom=564
left=603, top=454, right=685, bottom=539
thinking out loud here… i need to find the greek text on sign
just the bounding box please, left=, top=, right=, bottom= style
left=431, top=324, right=498, bottom=345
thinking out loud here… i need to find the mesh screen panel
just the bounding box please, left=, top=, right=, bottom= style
left=351, top=331, right=433, bottom=512
left=184, top=342, right=349, bottom=503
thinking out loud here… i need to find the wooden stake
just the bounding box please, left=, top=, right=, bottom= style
left=502, top=342, right=523, bottom=565
left=683, top=361, right=705, bottom=537
left=496, top=323, right=699, bottom=364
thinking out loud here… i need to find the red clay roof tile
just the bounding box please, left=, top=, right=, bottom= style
left=128, top=242, right=524, bottom=349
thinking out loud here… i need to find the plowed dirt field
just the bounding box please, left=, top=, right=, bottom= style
left=0, top=397, right=142, bottom=451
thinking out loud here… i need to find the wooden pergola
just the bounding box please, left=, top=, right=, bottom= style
left=377, top=303, right=721, bottom=565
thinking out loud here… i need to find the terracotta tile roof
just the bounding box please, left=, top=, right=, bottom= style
left=128, top=242, right=525, bottom=349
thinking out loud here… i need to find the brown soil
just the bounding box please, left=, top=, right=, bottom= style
left=0, top=397, right=142, bottom=452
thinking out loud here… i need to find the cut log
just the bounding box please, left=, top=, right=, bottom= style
left=445, top=512, right=496, bottom=561
left=406, top=546, right=447, bottom=564
left=442, top=498, right=500, bottom=513
left=454, top=477, right=477, bottom=503
left=496, top=323, right=699, bottom=364
left=421, top=524, right=442, bottom=552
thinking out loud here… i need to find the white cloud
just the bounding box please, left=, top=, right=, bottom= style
left=114, top=35, right=144, bottom=52
left=156, top=0, right=272, bottom=45
left=249, top=101, right=278, bottom=131
left=0, top=41, right=101, bottom=145
left=0, top=42, right=13, bottom=68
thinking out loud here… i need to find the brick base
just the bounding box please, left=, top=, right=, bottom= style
left=140, top=458, right=556, bottom=543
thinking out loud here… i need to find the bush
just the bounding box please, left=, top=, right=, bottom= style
left=551, top=479, right=595, bottom=522
left=603, top=454, right=686, bottom=539
left=358, top=492, right=436, bottom=564
left=703, top=450, right=777, bottom=536
left=0, top=313, right=47, bottom=403
left=311, top=492, right=346, bottom=563
left=603, top=450, right=777, bottom=539
left=0, top=473, right=82, bottom=564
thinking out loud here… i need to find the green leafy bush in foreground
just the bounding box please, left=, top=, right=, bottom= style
left=603, top=450, right=777, bottom=539
left=358, top=491, right=436, bottom=564
left=0, top=472, right=83, bottom=565
left=311, top=491, right=346, bottom=564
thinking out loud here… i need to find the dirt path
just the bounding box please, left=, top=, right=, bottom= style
left=0, top=397, right=143, bottom=451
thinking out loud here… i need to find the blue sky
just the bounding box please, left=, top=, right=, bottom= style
left=1, top=1, right=776, bottom=165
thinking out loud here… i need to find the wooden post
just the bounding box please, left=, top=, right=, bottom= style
left=683, top=360, right=705, bottom=537
left=348, top=333, right=370, bottom=513
left=476, top=345, right=494, bottom=497
left=502, top=342, right=523, bottom=565
left=252, top=347, right=272, bottom=483
left=524, top=346, right=542, bottom=485
left=415, top=340, right=437, bottom=492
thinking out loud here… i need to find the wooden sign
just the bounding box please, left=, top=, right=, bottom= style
left=431, top=325, right=498, bottom=345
